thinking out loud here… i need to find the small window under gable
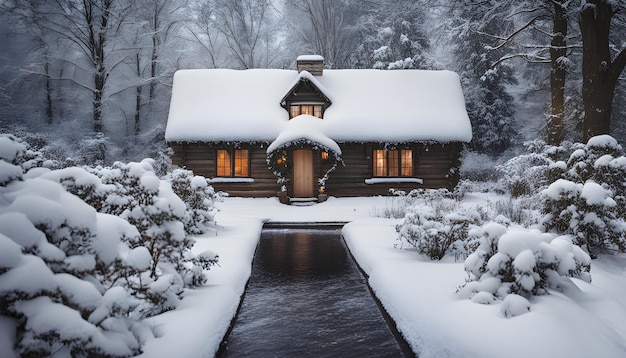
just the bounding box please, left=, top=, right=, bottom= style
left=281, top=78, right=331, bottom=119
left=289, top=104, right=323, bottom=119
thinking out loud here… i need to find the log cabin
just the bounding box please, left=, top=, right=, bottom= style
left=165, top=56, right=472, bottom=203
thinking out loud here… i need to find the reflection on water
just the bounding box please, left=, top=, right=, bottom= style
left=219, top=229, right=409, bottom=357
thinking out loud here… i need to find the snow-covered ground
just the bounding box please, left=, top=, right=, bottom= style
left=139, top=196, right=626, bottom=358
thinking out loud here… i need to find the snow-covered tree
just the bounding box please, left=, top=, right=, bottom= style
left=446, top=2, right=518, bottom=154
left=353, top=1, right=437, bottom=70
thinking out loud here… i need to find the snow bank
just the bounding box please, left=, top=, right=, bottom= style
left=343, top=219, right=626, bottom=358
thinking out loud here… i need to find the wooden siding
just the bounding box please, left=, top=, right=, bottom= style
left=168, top=141, right=462, bottom=198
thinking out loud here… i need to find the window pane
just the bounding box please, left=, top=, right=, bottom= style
left=217, top=150, right=231, bottom=176
left=314, top=105, right=323, bottom=118
left=401, top=150, right=413, bottom=176
left=289, top=106, right=300, bottom=118
left=373, top=149, right=387, bottom=176
left=388, top=150, right=399, bottom=176
left=301, top=105, right=313, bottom=116
left=234, top=149, right=249, bottom=177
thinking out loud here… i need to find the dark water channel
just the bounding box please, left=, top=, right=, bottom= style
left=219, top=228, right=412, bottom=357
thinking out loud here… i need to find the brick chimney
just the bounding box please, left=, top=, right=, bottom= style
left=296, top=55, right=324, bottom=76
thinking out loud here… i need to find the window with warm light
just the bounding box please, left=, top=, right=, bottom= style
left=289, top=104, right=323, bottom=119
left=217, top=150, right=231, bottom=176
left=217, top=149, right=249, bottom=177
left=234, top=149, right=249, bottom=176
left=373, top=149, right=413, bottom=177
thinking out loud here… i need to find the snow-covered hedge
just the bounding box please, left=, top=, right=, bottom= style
left=540, top=135, right=626, bottom=255
left=459, top=223, right=591, bottom=317
left=0, top=134, right=220, bottom=356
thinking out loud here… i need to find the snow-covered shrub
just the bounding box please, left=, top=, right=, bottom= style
left=396, top=189, right=483, bottom=260
left=496, top=140, right=575, bottom=197
left=459, top=223, right=591, bottom=311
left=374, top=188, right=423, bottom=218
left=488, top=196, right=539, bottom=228
left=541, top=179, right=626, bottom=255
left=563, top=135, right=623, bottom=183
left=97, top=161, right=219, bottom=290
left=165, top=168, right=221, bottom=235
left=540, top=136, right=626, bottom=255
left=0, top=133, right=57, bottom=186
left=0, top=134, right=221, bottom=356
left=0, top=165, right=147, bottom=356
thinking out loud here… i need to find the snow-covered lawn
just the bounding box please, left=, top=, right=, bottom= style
left=139, top=196, right=626, bottom=358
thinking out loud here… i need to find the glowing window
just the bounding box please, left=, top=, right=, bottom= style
left=289, top=104, right=323, bottom=119
left=217, top=150, right=231, bottom=176
left=217, top=149, right=249, bottom=177
left=234, top=150, right=249, bottom=177
left=373, top=149, right=413, bottom=177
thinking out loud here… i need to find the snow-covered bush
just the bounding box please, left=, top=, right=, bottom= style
left=459, top=223, right=591, bottom=315
left=0, top=162, right=148, bottom=356
left=396, top=189, right=483, bottom=260
left=0, top=134, right=224, bottom=355
left=541, top=179, right=626, bottom=255
left=50, top=160, right=219, bottom=294
left=496, top=140, right=576, bottom=197
left=540, top=136, right=626, bottom=255
left=165, top=168, right=221, bottom=235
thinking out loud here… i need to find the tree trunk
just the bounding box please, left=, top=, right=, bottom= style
left=135, top=52, right=142, bottom=136
left=547, top=1, right=568, bottom=145
left=44, top=59, right=53, bottom=125
left=93, top=69, right=105, bottom=133
left=579, top=0, right=626, bottom=141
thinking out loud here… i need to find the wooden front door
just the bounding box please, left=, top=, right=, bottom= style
left=293, top=149, right=314, bottom=197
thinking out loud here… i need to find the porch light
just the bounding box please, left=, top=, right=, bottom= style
left=321, top=151, right=329, bottom=160
left=276, top=154, right=286, bottom=165
left=319, top=186, right=325, bottom=194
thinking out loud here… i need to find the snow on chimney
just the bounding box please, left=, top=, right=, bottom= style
left=296, top=55, right=324, bottom=76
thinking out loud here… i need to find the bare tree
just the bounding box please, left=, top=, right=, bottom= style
left=33, top=0, right=134, bottom=133
left=1, top=0, right=58, bottom=125
left=124, top=0, right=186, bottom=135
left=286, top=0, right=356, bottom=68
left=200, top=0, right=282, bottom=69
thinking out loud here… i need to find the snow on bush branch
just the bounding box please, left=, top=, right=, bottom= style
left=395, top=189, right=483, bottom=260
left=539, top=135, right=626, bottom=255
left=0, top=134, right=219, bottom=356
left=459, top=223, right=591, bottom=318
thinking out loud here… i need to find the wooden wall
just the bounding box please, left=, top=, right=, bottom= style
left=168, top=141, right=462, bottom=198
left=323, top=143, right=461, bottom=197
left=169, top=142, right=279, bottom=197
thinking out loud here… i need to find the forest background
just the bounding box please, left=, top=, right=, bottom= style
left=1, top=0, right=625, bottom=168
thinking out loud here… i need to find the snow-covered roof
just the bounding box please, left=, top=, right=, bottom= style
left=165, top=68, right=472, bottom=143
